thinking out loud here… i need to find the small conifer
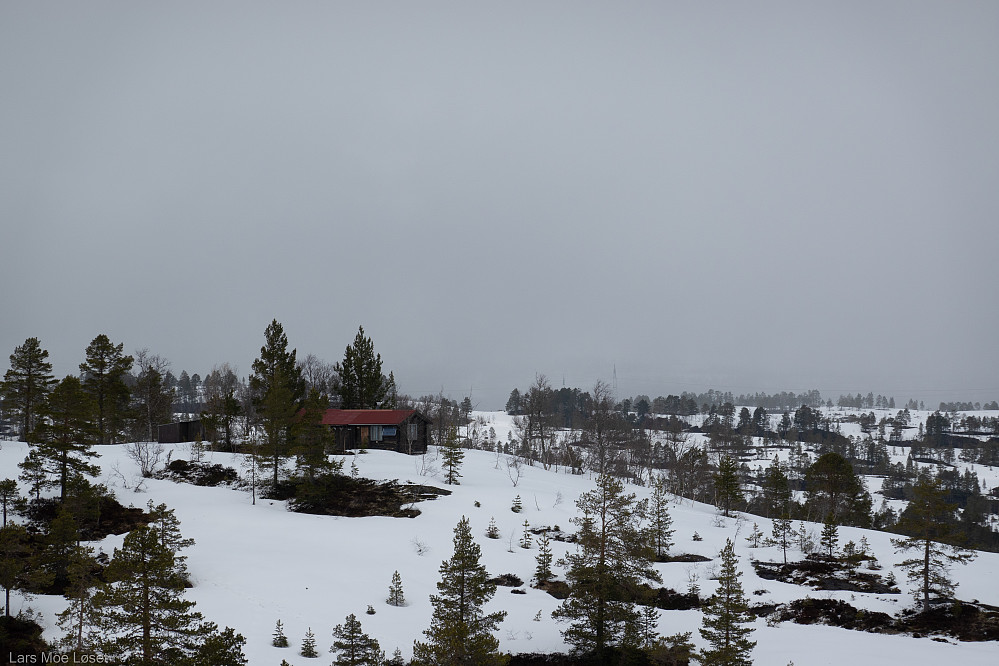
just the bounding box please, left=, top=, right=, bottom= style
left=699, top=539, right=755, bottom=666
left=272, top=618, right=289, bottom=647
left=520, top=520, right=532, bottom=549
left=512, top=495, right=523, bottom=513
left=300, top=627, right=319, bottom=658
left=387, top=570, right=405, bottom=607
left=820, top=514, right=838, bottom=558
left=534, top=533, right=554, bottom=585
left=745, top=523, right=764, bottom=548
left=485, top=517, right=501, bottom=539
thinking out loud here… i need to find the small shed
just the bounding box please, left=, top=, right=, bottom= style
left=157, top=419, right=206, bottom=444
left=322, top=409, right=430, bottom=455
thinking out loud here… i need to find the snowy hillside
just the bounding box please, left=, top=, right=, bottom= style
left=2, top=409, right=998, bottom=665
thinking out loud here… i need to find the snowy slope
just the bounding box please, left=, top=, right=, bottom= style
left=2, top=411, right=998, bottom=665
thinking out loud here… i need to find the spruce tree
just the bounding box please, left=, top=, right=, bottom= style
left=412, top=517, right=506, bottom=666
left=79, top=334, right=133, bottom=444
left=301, top=627, right=319, bottom=657
left=534, top=533, right=554, bottom=586
left=387, top=570, right=406, bottom=606
left=649, top=476, right=675, bottom=560
left=1, top=336, right=55, bottom=440
left=335, top=325, right=387, bottom=410
left=553, top=475, right=661, bottom=654
left=699, top=539, right=756, bottom=666
left=31, top=376, right=100, bottom=500
left=330, top=613, right=381, bottom=666
left=272, top=619, right=289, bottom=647
left=440, top=427, right=463, bottom=485
left=713, top=455, right=743, bottom=517
left=485, top=517, right=500, bottom=539
left=891, top=473, right=976, bottom=612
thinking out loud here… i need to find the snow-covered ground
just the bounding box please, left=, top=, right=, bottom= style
left=2, top=408, right=998, bottom=665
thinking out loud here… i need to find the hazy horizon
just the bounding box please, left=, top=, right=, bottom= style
left=3, top=2, right=997, bottom=409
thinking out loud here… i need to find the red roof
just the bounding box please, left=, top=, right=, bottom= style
left=320, top=409, right=417, bottom=426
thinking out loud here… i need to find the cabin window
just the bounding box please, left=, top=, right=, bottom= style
left=383, top=426, right=397, bottom=437
left=408, top=423, right=418, bottom=440
left=370, top=425, right=383, bottom=442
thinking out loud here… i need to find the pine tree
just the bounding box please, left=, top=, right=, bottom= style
left=891, top=473, right=976, bottom=612
left=553, top=475, right=661, bottom=653
left=511, top=495, right=523, bottom=513
left=771, top=514, right=793, bottom=565
left=713, top=455, right=743, bottom=517
left=0, top=478, right=22, bottom=527
left=31, top=376, right=100, bottom=500
left=745, top=523, right=764, bottom=549
left=0, top=524, right=34, bottom=618
left=648, top=476, right=675, bottom=560
left=55, top=542, right=100, bottom=653
left=91, top=523, right=212, bottom=663
left=335, top=326, right=387, bottom=410
left=534, top=533, right=554, bottom=586
left=293, top=387, right=338, bottom=482
left=196, top=625, right=248, bottom=665
left=1, top=336, right=55, bottom=440
left=79, top=335, right=133, bottom=444
left=301, top=627, right=319, bottom=657
left=485, top=517, right=500, bottom=539
left=272, top=619, right=290, bottom=647
left=762, top=459, right=791, bottom=519
left=440, top=427, right=463, bottom=485
left=820, top=514, right=839, bottom=558
left=387, top=570, right=406, bottom=606
left=330, top=613, right=381, bottom=666
left=520, top=520, right=532, bottom=549
left=699, top=539, right=756, bottom=666
left=386, top=648, right=405, bottom=666
left=412, top=517, right=506, bottom=666
left=250, top=320, right=304, bottom=488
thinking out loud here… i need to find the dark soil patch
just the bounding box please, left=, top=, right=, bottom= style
left=753, top=555, right=898, bottom=594
left=658, top=553, right=711, bottom=563
left=267, top=474, right=451, bottom=518
left=899, top=601, right=999, bottom=641
left=773, top=598, right=999, bottom=641
left=158, top=459, right=239, bottom=487
left=539, top=580, right=571, bottom=599
left=488, top=573, right=525, bottom=587
left=509, top=646, right=669, bottom=666
left=775, top=598, right=895, bottom=632
left=648, top=587, right=701, bottom=610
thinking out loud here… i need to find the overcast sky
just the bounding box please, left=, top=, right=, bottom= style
left=2, top=2, right=997, bottom=409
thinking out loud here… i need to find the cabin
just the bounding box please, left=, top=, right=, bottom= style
left=322, top=409, right=430, bottom=455
left=157, top=419, right=206, bottom=444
